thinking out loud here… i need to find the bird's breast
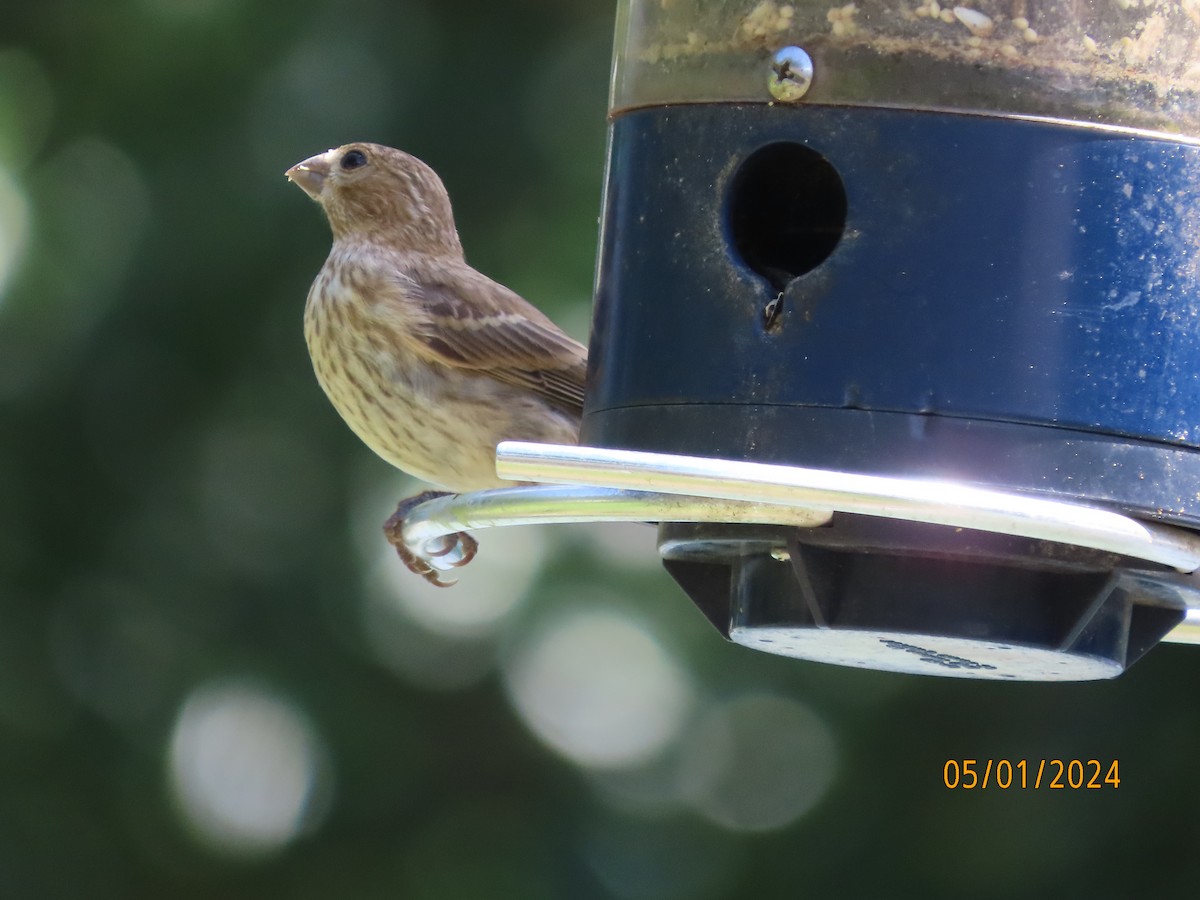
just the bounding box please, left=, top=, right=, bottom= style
left=303, top=270, right=519, bottom=489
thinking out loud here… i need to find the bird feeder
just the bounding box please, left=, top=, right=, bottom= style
left=404, top=0, right=1200, bottom=680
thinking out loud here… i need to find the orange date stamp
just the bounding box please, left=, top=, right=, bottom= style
left=943, top=759, right=1120, bottom=790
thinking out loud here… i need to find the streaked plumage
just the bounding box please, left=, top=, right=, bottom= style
left=287, top=142, right=586, bottom=582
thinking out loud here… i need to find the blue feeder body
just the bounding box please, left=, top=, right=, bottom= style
left=580, top=0, right=1200, bottom=678
left=584, top=105, right=1200, bottom=527
left=579, top=101, right=1200, bottom=679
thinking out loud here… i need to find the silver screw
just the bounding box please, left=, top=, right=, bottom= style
left=768, top=46, right=813, bottom=102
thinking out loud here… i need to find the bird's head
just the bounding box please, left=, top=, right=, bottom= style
left=286, top=142, right=463, bottom=256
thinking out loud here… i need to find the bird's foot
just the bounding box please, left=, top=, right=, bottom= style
left=383, top=491, right=479, bottom=588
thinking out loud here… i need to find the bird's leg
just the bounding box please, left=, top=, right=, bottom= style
left=382, top=490, right=479, bottom=588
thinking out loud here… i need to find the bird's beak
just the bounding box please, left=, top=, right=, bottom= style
left=286, top=152, right=333, bottom=200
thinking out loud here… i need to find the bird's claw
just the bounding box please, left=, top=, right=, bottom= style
left=383, top=491, right=479, bottom=588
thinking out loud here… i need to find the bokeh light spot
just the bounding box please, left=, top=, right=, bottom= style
left=678, top=693, right=836, bottom=832
left=503, top=610, right=693, bottom=770
left=167, top=679, right=330, bottom=856
left=0, top=163, right=28, bottom=306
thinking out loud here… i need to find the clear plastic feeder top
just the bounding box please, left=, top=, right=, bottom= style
left=612, top=0, right=1200, bottom=133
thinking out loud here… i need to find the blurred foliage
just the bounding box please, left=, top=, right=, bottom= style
left=0, top=1, right=1198, bottom=897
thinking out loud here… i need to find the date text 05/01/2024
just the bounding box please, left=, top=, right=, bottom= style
left=943, top=759, right=1120, bottom=790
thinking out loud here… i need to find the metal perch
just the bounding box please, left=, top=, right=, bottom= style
left=399, top=442, right=1200, bottom=646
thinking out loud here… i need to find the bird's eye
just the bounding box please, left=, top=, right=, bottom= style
left=340, top=149, right=368, bottom=171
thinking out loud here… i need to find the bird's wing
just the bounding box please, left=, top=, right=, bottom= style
left=391, top=261, right=588, bottom=415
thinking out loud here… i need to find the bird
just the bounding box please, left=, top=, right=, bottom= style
left=286, top=142, right=587, bottom=585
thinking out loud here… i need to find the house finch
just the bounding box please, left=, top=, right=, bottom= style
left=286, top=142, right=586, bottom=585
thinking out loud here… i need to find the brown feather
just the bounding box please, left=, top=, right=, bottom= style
left=404, top=265, right=587, bottom=414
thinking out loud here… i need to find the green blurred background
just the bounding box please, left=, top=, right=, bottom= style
left=1, top=0, right=1197, bottom=896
